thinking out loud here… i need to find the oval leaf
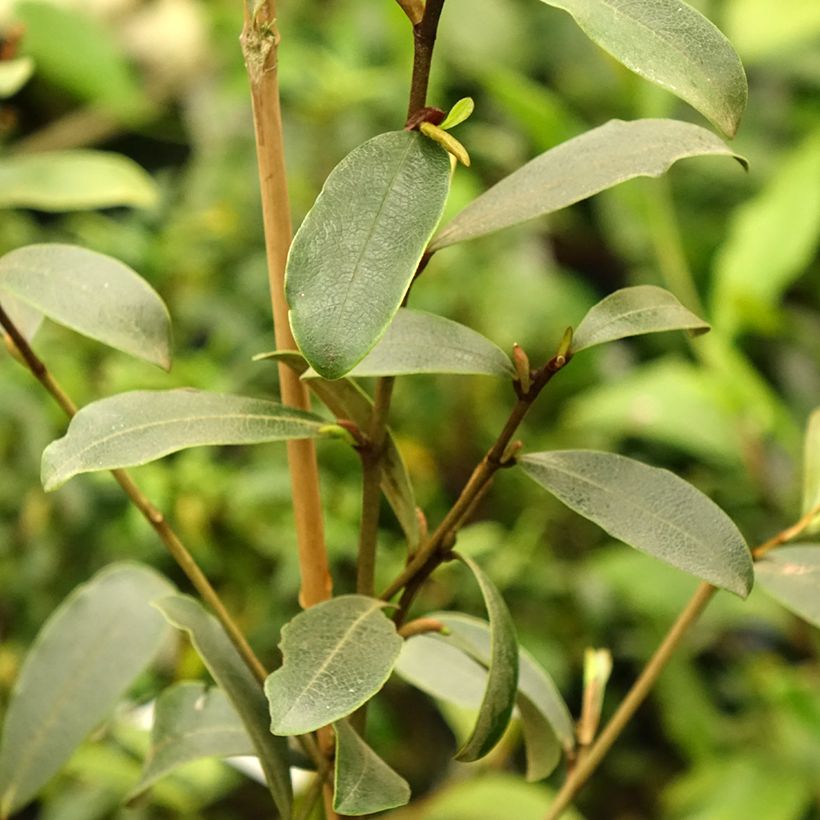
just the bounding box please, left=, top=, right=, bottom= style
left=41, top=389, right=330, bottom=491
left=258, top=351, right=420, bottom=546
left=333, top=720, right=411, bottom=815
left=802, top=409, right=820, bottom=534
left=454, top=556, right=519, bottom=762
left=0, top=563, right=174, bottom=817
left=755, top=546, right=820, bottom=629
left=265, top=595, right=402, bottom=735
left=539, top=0, right=747, bottom=136
left=0, top=244, right=170, bottom=368
left=430, top=119, right=745, bottom=250
left=286, top=130, right=451, bottom=379
left=0, top=152, right=157, bottom=211
left=0, top=57, right=34, bottom=98
left=129, top=682, right=253, bottom=802
left=303, top=309, right=514, bottom=378
left=440, top=97, right=475, bottom=130
left=521, top=450, right=753, bottom=597
left=571, top=285, right=710, bottom=352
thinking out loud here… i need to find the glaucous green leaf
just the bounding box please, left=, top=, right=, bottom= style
left=258, top=350, right=419, bottom=545
left=711, top=132, right=820, bottom=337
left=265, top=596, right=402, bottom=735
left=333, top=720, right=411, bottom=815
left=0, top=563, right=174, bottom=817
left=0, top=152, right=158, bottom=211
left=520, top=450, right=753, bottom=597
left=303, top=309, right=514, bottom=378
left=430, top=119, right=745, bottom=250
left=755, top=546, right=820, bottom=629
left=41, top=389, right=330, bottom=491
left=455, top=556, right=519, bottom=761
left=571, top=286, right=709, bottom=352
left=155, top=595, right=292, bottom=818
left=129, top=682, right=252, bottom=802
left=803, top=409, right=820, bottom=534
left=0, top=244, right=169, bottom=368
left=0, top=57, right=34, bottom=98
left=538, top=0, right=747, bottom=136
left=286, top=130, right=451, bottom=379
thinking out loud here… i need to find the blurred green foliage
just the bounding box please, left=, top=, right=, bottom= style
left=0, top=0, right=818, bottom=817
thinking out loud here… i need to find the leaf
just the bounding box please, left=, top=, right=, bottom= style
left=129, top=682, right=253, bottom=802
left=286, top=130, right=451, bottom=379
left=803, top=409, right=820, bottom=534
left=303, top=309, right=514, bottom=379
left=420, top=123, right=471, bottom=167
left=265, top=596, right=402, bottom=735
left=711, top=132, right=820, bottom=337
left=154, top=595, right=292, bottom=818
left=440, top=97, right=475, bottom=130
left=430, top=119, right=745, bottom=250
left=0, top=57, right=34, bottom=98
left=333, top=720, right=411, bottom=815
left=454, top=556, right=519, bottom=762
left=571, top=286, right=709, bottom=352
left=0, top=244, right=170, bottom=368
left=538, top=0, right=747, bottom=137
left=0, top=563, right=174, bottom=817
left=520, top=450, right=753, bottom=597
left=258, top=351, right=419, bottom=545
left=755, top=546, right=820, bottom=629
left=0, top=152, right=158, bottom=211
left=41, top=389, right=330, bottom=491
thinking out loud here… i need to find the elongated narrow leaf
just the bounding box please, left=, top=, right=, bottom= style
left=333, top=720, right=411, bottom=815
left=520, top=450, right=753, bottom=597
left=0, top=57, right=34, bottom=98
left=539, top=0, right=747, bottom=136
left=455, top=557, right=519, bottom=762
left=129, top=682, right=253, bottom=802
left=431, top=119, right=745, bottom=250
left=571, top=286, right=709, bottom=352
left=265, top=596, right=402, bottom=735
left=0, top=152, right=157, bottom=211
left=0, top=244, right=170, bottom=368
left=259, top=351, right=419, bottom=545
left=0, top=563, right=174, bottom=817
left=155, top=595, right=292, bottom=818
left=309, top=309, right=514, bottom=378
left=802, top=409, right=820, bottom=534
left=41, top=389, right=330, bottom=491
left=286, top=130, right=451, bottom=379
left=755, top=546, right=820, bottom=629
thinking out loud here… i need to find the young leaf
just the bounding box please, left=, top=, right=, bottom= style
left=306, top=309, right=514, bottom=378
left=41, top=389, right=330, bottom=491
left=0, top=563, right=174, bottom=818
left=265, top=596, right=402, bottom=735
left=754, top=546, right=820, bottom=629
left=538, top=0, right=747, bottom=137
left=155, top=595, right=292, bottom=818
left=520, top=450, right=753, bottom=597
left=803, top=409, right=820, bottom=534
left=0, top=244, right=170, bottom=369
left=0, top=152, right=157, bottom=211
left=571, top=286, right=710, bottom=353
left=259, top=350, right=420, bottom=545
left=440, top=97, right=475, bottom=130
left=0, top=57, right=34, bottom=98
left=454, top=556, right=519, bottom=762
left=430, top=119, right=745, bottom=250
left=286, top=130, right=451, bottom=379
left=129, top=682, right=253, bottom=802
left=420, top=122, right=471, bottom=167
left=333, top=720, right=411, bottom=815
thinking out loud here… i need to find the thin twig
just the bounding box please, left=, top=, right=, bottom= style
left=752, top=500, right=820, bottom=559
left=0, top=304, right=268, bottom=685
left=407, top=0, right=447, bottom=119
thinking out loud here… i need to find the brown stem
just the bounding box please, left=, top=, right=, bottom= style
left=407, top=0, right=446, bottom=118
left=752, top=501, right=820, bottom=559
left=0, top=305, right=268, bottom=686
left=381, top=353, right=569, bottom=616
left=241, top=2, right=332, bottom=609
